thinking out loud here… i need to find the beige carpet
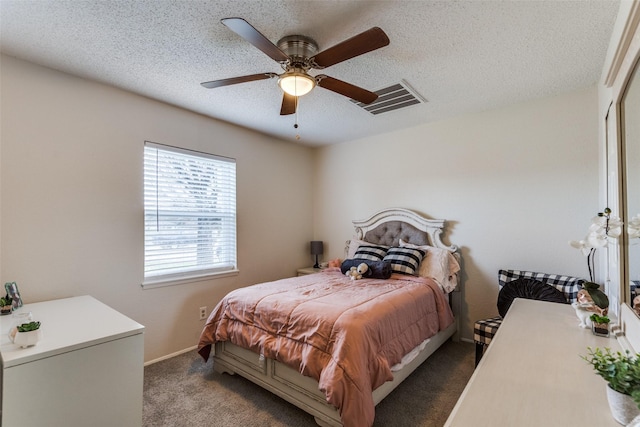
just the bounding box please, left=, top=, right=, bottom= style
left=143, top=340, right=474, bottom=427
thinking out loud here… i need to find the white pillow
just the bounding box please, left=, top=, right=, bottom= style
left=399, top=239, right=460, bottom=293
left=346, top=238, right=369, bottom=259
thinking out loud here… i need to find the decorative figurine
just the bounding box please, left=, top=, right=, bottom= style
left=572, top=289, right=604, bottom=328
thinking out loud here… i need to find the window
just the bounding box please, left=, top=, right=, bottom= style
left=143, top=141, right=237, bottom=287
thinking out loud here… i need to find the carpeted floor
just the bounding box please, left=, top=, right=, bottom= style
left=143, top=340, right=474, bottom=427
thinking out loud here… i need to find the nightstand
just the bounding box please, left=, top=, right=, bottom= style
left=297, top=267, right=324, bottom=276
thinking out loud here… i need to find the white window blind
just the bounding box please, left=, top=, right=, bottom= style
left=143, top=142, right=236, bottom=284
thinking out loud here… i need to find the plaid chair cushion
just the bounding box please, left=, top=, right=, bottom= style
left=632, top=280, right=640, bottom=299
left=474, top=316, right=503, bottom=346
left=498, top=269, right=585, bottom=303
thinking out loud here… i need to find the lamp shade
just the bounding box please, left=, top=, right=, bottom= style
left=310, top=241, right=324, bottom=255
left=278, top=72, right=316, bottom=97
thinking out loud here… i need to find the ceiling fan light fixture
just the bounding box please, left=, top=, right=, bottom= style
left=278, top=72, right=315, bottom=97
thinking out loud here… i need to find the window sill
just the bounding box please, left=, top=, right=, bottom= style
left=141, top=269, right=239, bottom=290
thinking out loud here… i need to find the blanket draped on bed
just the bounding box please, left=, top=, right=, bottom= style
left=198, top=267, right=454, bottom=427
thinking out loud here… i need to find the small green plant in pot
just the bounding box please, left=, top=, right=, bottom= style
left=0, top=294, right=12, bottom=315
left=14, top=321, right=42, bottom=348
left=582, top=347, right=640, bottom=424
left=17, top=321, right=40, bottom=332
left=590, top=314, right=611, bottom=337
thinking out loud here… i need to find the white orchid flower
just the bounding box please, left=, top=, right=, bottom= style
left=607, top=215, right=623, bottom=238
left=591, top=215, right=608, bottom=228
left=569, top=239, right=593, bottom=256
left=629, top=214, right=640, bottom=239
left=589, top=213, right=623, bottom=238
left=587, top=231, right=608, bottom=248
left=571, top=208, right=623, bottom=284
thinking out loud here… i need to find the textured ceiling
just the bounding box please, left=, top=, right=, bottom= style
left=0, top=0, right=620, bottom=146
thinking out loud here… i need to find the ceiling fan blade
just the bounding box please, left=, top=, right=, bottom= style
left=310, top=27, right=390, bottom=69
left=280, top=92, right=297, bottom=115
left=221, top=18, right=290, bottom=63
left=201, top=73, right=277, bottom=89
left=316, top=75, right=378, bottom=104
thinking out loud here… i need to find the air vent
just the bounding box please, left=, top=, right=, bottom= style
left=351, top=80, right=427, bottom=115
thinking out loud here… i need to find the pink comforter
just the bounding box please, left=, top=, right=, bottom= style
left=198, top=267, right=454, bottom=427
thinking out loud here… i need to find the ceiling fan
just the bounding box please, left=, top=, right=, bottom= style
left=201, top=18, right=390, bottom=116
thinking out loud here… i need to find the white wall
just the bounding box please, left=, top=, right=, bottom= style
left=313, top=87, right=600, bottom=341
left=0, top=55, right=315, bottom=361
left=0, top=53, right=602, bottom=356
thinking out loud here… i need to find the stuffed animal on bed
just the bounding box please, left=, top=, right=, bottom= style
left=346, top=263, right=368, bottom=280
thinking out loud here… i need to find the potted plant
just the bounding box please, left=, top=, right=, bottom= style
left=14, top=321, right=42, bottom=348
left=590, top=313, right=611, bottom=337
left=582, top=347, right=640, bottom=424
left=0, top=294, right=12, bottom=315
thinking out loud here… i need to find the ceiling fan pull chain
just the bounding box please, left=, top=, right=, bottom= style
left=294, top=97, right=301, bottom=140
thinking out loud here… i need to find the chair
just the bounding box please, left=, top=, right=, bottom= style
left=473, top=269, right=585, bottom=366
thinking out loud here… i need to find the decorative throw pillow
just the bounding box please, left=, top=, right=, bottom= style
left=383, top=247, right=425, bottom=275
left=366, top=261, right=392, bottom=279
left=498, top=269, right=585, bottom=303
left=399, top=239, right=460, bottom=292
left=346, top=238, right=369, bottom=259
left=353, top=245, right=389, bottom=262
left=497, top=278, right=568, bottom=317
left=340, top=259, right=392, bottom=279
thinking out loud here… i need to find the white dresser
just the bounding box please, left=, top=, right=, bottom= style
left=445, top=298, right=621, bottom=426
left=0, top=295, right=145, bottom=427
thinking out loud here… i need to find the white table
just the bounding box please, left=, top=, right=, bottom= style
left=445, top=298, right=621, bottom=426
left=0, top=295, right=145, bottom=427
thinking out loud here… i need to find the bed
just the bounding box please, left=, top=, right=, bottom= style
left=198, top=207, right=461, bottom=427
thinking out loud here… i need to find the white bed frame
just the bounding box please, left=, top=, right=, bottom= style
left=212, top=208, right=460, bottom=427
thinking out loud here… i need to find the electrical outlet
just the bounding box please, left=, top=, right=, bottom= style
left=199, top=306, right=207, bottom=320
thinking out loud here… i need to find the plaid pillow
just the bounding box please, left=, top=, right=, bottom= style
left=354, top=245, right=389, bottom=262
left=498, top=269, right=585, bottom=303
left=383, top=247, right=425, bottom=275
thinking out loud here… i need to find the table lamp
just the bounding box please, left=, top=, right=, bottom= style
left=310, top=241, right=323, bottom=269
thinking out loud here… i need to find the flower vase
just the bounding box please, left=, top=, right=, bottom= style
left=606, top=385, right=640, bottom=425
left=8, top=311, right=33, bottom=342
left=13, top=329, right=42, bottom=348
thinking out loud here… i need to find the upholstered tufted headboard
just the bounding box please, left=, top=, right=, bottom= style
left=351, top=207, right=457, bottom=252
left=346, top=207, right=461, bottom=328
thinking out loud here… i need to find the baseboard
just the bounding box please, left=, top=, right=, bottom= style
left=459, top=337, right=474, bottom=345
left=144, top=345, right=197, bottom=366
